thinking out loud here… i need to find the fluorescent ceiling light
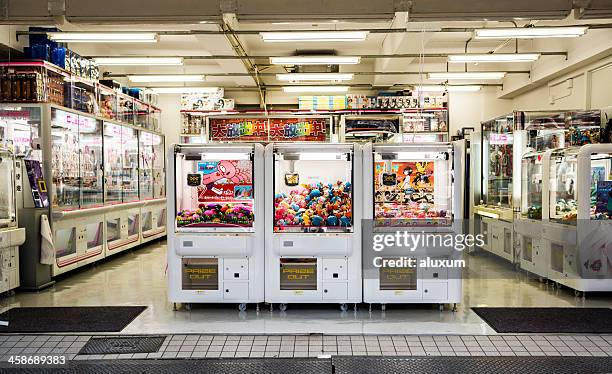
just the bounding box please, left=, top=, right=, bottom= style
left=149, top=87, right=220, bottom=94
left=448, top=53, right=540, bottom=63
left=415, top=85, right=482, bottom=92
left=47, top=32, right=158, bottom=43
left=283, top=86, right=349, bottom=93
left=474, top=27, right=587, bottom=39
left=270, top=56, right=360, bottom=65
left=260, top=31, right=368, bottom=42
left=128, top=75, right=204, bottom=83
left=93, top=57, right=183, bottom=66
left=428, top=72, right=506, bottom=80
left=277, top=73, right=353, bottom=82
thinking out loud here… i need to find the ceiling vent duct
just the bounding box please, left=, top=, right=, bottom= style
left=290, top=51, right=341, bottom=74
left=408, top=0, right=573, bottom=20
left=574, top=0, right=612, bottom=19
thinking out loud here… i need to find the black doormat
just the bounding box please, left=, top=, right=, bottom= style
left=332, top=356, right=612, bottom=374
left=0, top=358, right=333, bottom=374
left=0, top=306, right=146, bottom=333
left=78, top=336, right=166, bottom=355
left=471, top=307, right=612, bottom=333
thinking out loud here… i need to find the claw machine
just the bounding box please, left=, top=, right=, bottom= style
left=168, top=144, right=264, bottom=311
left=362, top=142, right=464, bottom=310
left=544, top=144, right=612, bottom=293
left=265, top=143, right=362, bottom=311
left=139, top=130, right=166, bottom=243
left=0, top=148, right=25, bottom=293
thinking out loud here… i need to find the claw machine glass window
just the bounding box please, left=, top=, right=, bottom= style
left=122, top=126, right=140, bottom=202
left=549, top=149, right=578, bottom=224
left=482, top=114, right=514, bottom=207
left=139, top=131, right=154, bottom=200
left=550, top=149, right=612, bottom=223
left=79, top=115, right=103, bottom=208
left=0, top=150, right=16, bottom=228
left=50, top=108, right=81, bottom=210
left=273, top=148, right=353, bottom=233
left=373, top=145, right=452, bottom=227
left=590, top=153, right=612, bottom=221
left=0, top=106, right=42, bottom=160
left=175, top=150, right=254, bottom=231
left=521, top=153, right=544, bottom=220
left=104, top=122, right=123, bottom=204
left=152, top=133, right=165, bottom=198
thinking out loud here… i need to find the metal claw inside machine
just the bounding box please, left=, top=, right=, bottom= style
left=362, top=142, right=464, bottom=311
left=168, top=144, right=264, bottom=311
left=265, top=143, right=362, bottom=312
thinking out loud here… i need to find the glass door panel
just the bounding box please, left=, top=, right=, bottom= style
left=152, top=134, right=165, bottom=198
left=122, top=126, right=140, bottom=202
left=103, top=122, right=124, bottom=204
left=50, top=108, right=81, bottom=210
left=139, top=131, right=154, bottom=200
left=79, top=116, right=103, bottom=207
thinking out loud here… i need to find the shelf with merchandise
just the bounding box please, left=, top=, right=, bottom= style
left=0, top=60, right=162, bottom=131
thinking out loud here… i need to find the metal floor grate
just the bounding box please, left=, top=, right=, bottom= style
left=332, top=356, right=612, bottom=374
left=78, top=336, right=166, bottom=355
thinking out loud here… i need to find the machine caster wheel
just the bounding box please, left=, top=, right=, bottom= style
left=439, top=304, right=445, bottom=311
left=173, top=303, right=177, bottom=311
left=368, top=304, right=372, bottom=313
left=185, top=303, right=191, bottom=311
left=340, top=303, right=348, bottom=312
left=381, top=304, right=386, bottom=312
left=353, top=303, right=358, bottom=312
left=452, top=303, right=458, bottom=312
left=279, top=303, right=288, bottom=312
left=269, top=303, right=273, bottom=312
left=256, top=304, right=260, bottom=312
left=238, top=303, right=247, bottom=312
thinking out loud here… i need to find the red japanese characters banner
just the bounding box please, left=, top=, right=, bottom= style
left=209, top=118, right=268, bottom=141
left=209, top=117, right=328, bottom=142
left=269, top=118, right=327, bottom=142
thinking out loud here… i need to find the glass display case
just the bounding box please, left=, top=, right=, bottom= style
left=175, top=149, right=255, bottom=230
left=401, top=110, right=449, bottom=143
left=372, top=145, right=452, bottom=227
left=134, top=99, right=148, bottom=128
left=97, top=84, right=118, bottom=121
left=523, top=112, right=566, bottom=152
left=0, top=149, right=17, bottom=229
left=549, top=148, right=612, bottom=224
left=0, top=106, right=43, bottom=158
left=482, top=113, right=515, bottom=207
left=272, top=147, right=353, bottom=233
left=50, top=108, right=104, bottom=210
left=521, top=153, right=544, bottom=220
left=103, top=122, right=139, bottom=204
left=139, top=131, right=155, bottom=200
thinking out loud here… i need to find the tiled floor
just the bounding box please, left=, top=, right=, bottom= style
left=1, top=334, right=612, bottom=362
left=2, top=241, right=611, bottom=335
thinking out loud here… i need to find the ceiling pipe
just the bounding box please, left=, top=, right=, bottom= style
left=107, top=71, right=530, bottom=78
left=86, top=52, right=567, bottom=60
left=15, top=23, right=612, bottom=39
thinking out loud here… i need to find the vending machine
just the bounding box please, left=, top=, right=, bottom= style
left=265, top=143, right=362, bottom=311
left=168, top=144, right=265, bottom=311
left=362, top=142, right=464, bottom=311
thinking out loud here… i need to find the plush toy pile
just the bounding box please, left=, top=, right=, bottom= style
left=274, top=181, right=352, bottom=228
left=177, top=203, right=254, bottom=227
left=555, top=199, right=577, bottom=222
left=375, top=202, right=448, bottom=226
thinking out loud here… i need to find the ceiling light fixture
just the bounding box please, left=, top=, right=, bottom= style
left=474, top=27, right=587, bottom=39
left=47, top=32, right=158, bottom=43
left=415, top=85, right=482, bottom=92
left=448, top=53, right=540, bottom=63
left=283, top=86, right=349, bottom=93
left=93, top=57, right=184, bottom=66
left=428, top=72, right=506, bottom=80
left=260, top=31, right=369, bottom=42
left=128, top=75, right=205, bottom=83
left=148, top=87, right=220, bottom=94
left=270, top=56, right=361, bottom=65
left=276, top=73, right=353, bottom=82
